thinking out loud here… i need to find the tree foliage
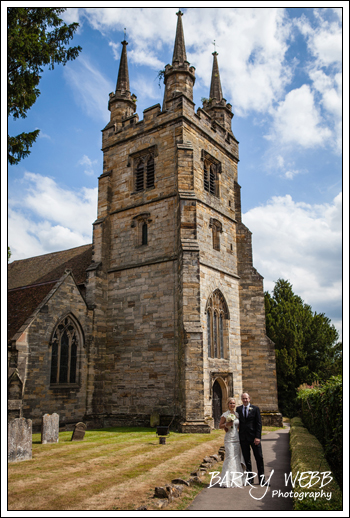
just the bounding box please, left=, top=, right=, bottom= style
left=8, top=8, right=82, bottom=165
left=265, top=279, right=341, bottom=416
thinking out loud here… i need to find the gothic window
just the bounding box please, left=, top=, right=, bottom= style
left=142, top=221, right=148, bottom=245
left=209, top=218, right=223, bottom=251
left=202, top=150, right=221, bottom=198
left=205, top=290, right=229, bottom=359
left=131, top=212, right=152, bottom=247
left=207, top=311, right=211, bottom=356
left=130, top=147, right=157, bottom=193
left=50, top=316, right=81, bottom=385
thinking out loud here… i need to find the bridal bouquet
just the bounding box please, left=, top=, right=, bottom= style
left=226, top=413, right=236, bottom=423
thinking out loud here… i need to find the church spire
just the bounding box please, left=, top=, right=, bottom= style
left=163, top=11, right=195, bottom=109
left=116, top=39, right=130, bottom=96
left=172, top=10, right=187, bottom=64
left=209, top=51, right=223, bottom=102
left=108, top=36, right=136, bottom=125
left=202, top=47, right=233, bottom=133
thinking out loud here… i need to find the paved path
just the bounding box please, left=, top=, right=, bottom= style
left=187, top=425, right=293, bottom=511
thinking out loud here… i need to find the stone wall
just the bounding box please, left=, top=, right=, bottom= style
left=16, top=274, right=93, bottom=431
left=90, top=73, right=280, bottom=428
left=236, top=222, right=280, bottom=413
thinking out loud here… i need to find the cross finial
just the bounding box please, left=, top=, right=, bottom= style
left=124, top=28, right=127, bottom=40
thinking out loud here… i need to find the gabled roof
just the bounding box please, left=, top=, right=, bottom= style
left=8, top=281, right=57, bottom=341
left=8, top=244, right=93, bottom=289
left=7, top=244, right=93, bottom=342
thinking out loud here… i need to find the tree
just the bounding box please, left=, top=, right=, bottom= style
left=8, top=8, right=82, bottom=165
left=265, top=279, right=341, bottom=416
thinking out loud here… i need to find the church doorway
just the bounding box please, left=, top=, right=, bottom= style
left=212, top=380, right=222, bottom=428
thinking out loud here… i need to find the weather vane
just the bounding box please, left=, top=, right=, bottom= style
left=212, top=40, right=218, bottom=53
left=124, top=28, right=127, bottom=40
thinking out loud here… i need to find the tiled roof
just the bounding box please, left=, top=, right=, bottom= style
left=7, top=282, right=56, bottom=341
left=7, top=244, right=93, bottom=341
left=8, top=244, right=93, bottom=289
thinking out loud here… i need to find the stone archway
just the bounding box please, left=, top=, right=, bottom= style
left=212, top=380, right=223, bottom=428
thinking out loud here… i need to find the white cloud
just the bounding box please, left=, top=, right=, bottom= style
left=62, top=7, right=342, bottom=161
left=109, top=41, right=120, bottom=61
left=37, top=130, right=52, bottom=140
left=296, top=10, right=342, bottom=68
left=78, top=154, right=98, bottom=176
left=266, top=84, right=332, bottom=148
left=79, top=7, right=293, bottom=116
left=8, top=173, right=97, bottom=261
left=284, top=169, right=303, bottom=180
left=63, top=55, right=113, bottom=123
left=243, top=192, right=342, bottom=336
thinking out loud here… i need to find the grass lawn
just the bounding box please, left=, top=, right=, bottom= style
left=8, top=425, right=280, bottom=511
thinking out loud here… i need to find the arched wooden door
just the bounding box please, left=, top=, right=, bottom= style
left=212, top=380, right=222, bottom=429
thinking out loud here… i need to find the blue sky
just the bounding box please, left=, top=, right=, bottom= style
left=5, top=6, right=346, bottom=339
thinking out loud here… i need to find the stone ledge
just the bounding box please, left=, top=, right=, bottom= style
left=179, top=421, right=211, bottom=433
left=261, top=412, right=283, bottom=427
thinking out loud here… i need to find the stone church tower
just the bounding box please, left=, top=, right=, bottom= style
left=84, top=11, right=281, bottom=431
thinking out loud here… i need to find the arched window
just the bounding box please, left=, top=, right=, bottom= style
left=131, top=212, right=152, bottom=247
left=207, top=310, right=211, bottom=356
left=202, top=150, right=221, bottom=198
left=50, top=316, right=81, bottom=385
left=132, top=148, right=156, bottom=193
left=205, top=290, right=229, bottom=359
left=209, top=218, right=223, bottom=251
left=213, top=312, right=218, bottom=357
left=142, top=221, right=148, bottom=245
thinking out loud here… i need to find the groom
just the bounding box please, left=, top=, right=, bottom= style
left=236, top=392, right=267, bottom=486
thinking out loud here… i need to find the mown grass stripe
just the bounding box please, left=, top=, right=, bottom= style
left=8, top=427, right=224, bottom=511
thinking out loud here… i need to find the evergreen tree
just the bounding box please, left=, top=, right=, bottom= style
left=265, top=279, right=341, bottom=416
left=8, top=8, right=81, bottom=165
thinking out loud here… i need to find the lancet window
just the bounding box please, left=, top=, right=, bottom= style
left=50, top=315, right=81, bottom=385
left=206, top=290, right=229, bottom=359
left=202, top=150, right=221, bottom=198
left=130, top=147, right=157, bottom=193
left=131, top=212, right=152, bottom=247
left=209, top=218, right=223, bottom=251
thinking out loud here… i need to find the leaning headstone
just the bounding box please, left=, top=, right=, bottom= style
left=41, top=413, right=59, bottom=444
left=8, top=418, right=32, bottom=462
left=71, top=422, right=87, bottom=441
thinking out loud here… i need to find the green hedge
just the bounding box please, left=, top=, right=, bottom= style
left=290, top=417, right=342, bottom=510
left=296, top=375, right=342, bottom=487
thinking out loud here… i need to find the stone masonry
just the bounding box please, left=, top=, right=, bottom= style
left=85, top=11, right=281, bottom=430
left=8, top=11, right=281, bottom=431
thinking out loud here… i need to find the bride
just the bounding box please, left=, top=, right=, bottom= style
left=218, top=397, right=247, bottom=488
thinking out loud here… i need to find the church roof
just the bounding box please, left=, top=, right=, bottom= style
left=8, top=282, right=56, bottom=342
left=8, top=244, right=93, bottom=290
left=7, top=244, right=93, bottom=341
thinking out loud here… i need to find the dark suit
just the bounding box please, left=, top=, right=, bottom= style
left=236, top=404, right=265, bottom=483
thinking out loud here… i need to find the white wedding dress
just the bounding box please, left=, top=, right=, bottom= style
left=219, top=410, right=247, bottom=488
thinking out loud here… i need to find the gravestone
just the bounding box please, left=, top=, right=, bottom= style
left=8, top=418, right=32, bottom=462
left=150, top=413, right=160, bottom=427
left=71, top=422, right=87, bottom=441
left=41, top=413, right=59, bottom=444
